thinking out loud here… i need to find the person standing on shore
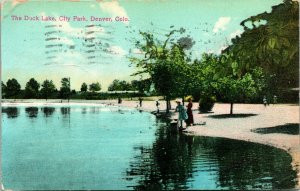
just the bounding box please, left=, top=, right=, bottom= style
left=273, top=95, right=277, bottom=105
left=176, top=100, right=188, bottom=129
left=139, top=97, right=143, bottom=107
left=186, top=98, right=194, bottom=126
left=263, top=96, right=267, bottom=107
left=156, top=100, right=160, bottom=113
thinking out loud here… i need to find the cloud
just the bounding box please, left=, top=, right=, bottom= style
left=107, top=45, right=127, bottom=56
left=213, top=17, right=231, bottom=33
left=132, top=48, right=143, bottom=55
left=229, top=29, right=243, bottom=39
left=206, top=49, right=214, bottom=54
left=99, top=1, right=129, bottom=19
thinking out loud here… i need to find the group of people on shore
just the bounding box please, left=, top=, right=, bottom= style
left=263, top=95, right=277, bottom=107
left=175, top=98, right=194, bottom=129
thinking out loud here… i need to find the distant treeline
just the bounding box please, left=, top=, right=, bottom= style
left=1, top=78, right=152, bottom=100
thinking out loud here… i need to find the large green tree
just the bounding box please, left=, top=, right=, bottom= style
left=130, top=28, right=193, bottom=112
left=6, top=78, right=21, bottom=98
left=226, top=0, right=298, bottom=98
left=130, top=79, right=151, bottom=94
left=89, top=82, right=101, bottom=92
left=108, top=79, right=131, bottom=91
left=40, top=80, right=56, bottom=100
left=24, top=78, right=40, bottom=98
left=212, top=54, right=266, bottom=114
left=80, top=82, right=88, bottom=92
left=60, top=78, right=71, bottom=100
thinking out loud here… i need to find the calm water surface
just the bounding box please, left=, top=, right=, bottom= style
left=2, top=105, right=297, bottom=190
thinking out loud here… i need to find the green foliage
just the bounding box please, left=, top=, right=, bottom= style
left=80, top=82, right=88, bottom=92
left=227, top=0, right=298, bottom=92
left=60, top=78, right=71, bottom=99
left=130, top=28, right=193, bottom=112
left=199, top=96, right=216, bottom=113
left=40, top=80, right=56, bottom=100
left=1, top=81, right=7, bottom=98
left=215, top=67, right=266, bottom=114
left=108, top=79, right=131, bottom=91
left=130, top=79, right=151, bottom=94
left=190, top=53, right=223, bottom=99
left=6, top=78, right=21, bottom=98
left=24, top=78, right=40, bottom=98
left=89, top=82, right=101, bottom=92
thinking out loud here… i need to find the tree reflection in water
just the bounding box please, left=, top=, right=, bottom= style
left=210, top=138, right=297, bottom=190
left=126, top=121, right=195, bottom=190
left=126, top=121, right=297, bottom=190
left=41, top=107, right=55, bottom=117
left=60, top=107, right=70, bottom=117
left=25, top=107, right=39, bottom=118
left=2, top=107, right=19, bottom=118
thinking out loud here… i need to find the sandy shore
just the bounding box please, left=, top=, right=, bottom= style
left=2, top=99, right=300, bottom=188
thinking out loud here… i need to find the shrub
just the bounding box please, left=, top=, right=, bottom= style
left=199, top=96, right=216, bottom=112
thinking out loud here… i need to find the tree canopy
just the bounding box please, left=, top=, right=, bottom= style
left=80, top=82, right=88, bottom=92
left=130, top=28, right=194, bottom=112
left=6, top=78, right=21, bottom=98
left=40, top=80, right=56, bottom=100
left=89, top=82, right=101, bottom=92
left=60, top=78, right=71, bottom=100
left=108, top=80, right=131, bottom=91
left=225, top=0, right=298, bottom=92
left=24, top=78, right=40, bottom=98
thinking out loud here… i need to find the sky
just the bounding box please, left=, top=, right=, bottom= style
left=1, top=0, right=283, bottom=91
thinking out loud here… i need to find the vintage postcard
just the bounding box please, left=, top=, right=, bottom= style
left=1, top=0, right=299, bottom=190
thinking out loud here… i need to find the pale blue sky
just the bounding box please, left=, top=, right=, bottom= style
left=1, top=0, right=282, bottom=90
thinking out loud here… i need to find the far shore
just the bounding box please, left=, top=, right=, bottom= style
left=2, top=99, right=300, bottom=188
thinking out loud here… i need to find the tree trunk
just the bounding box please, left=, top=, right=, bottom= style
left=230, top=102, right=233, bottom=115
left=168, top=99, right=171, bottom=111
left=166, top=98, right=171, bottom=113
left=166, top=99, right=169, bottom=113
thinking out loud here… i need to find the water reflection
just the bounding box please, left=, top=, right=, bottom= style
left=2, top=107, right=19, bottom=118
left=41, top=107, right=55, bottom=117
left=25, top=107, right=39, bottom=118
left=2, top=106, right=298, bottom=190
left=90, top=107, right=100, bottom=114
left=81, top=108, right=87, bottom=114
left=126, top=124, right=195, bottom=190
left=60, top=107, right=70, bottom=117
left=211, top=138, right=297, bottom=189
left=126, top=124, right=297, bottom=190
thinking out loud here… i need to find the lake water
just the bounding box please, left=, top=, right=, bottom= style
left=2, top=105, right=297, bottom=190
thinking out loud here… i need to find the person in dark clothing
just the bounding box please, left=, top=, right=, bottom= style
left=186, top=98, right=194, bottom=126
left=156, top=100, right=160, bottom=113
left=138, top=97, right=143, bottom=107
